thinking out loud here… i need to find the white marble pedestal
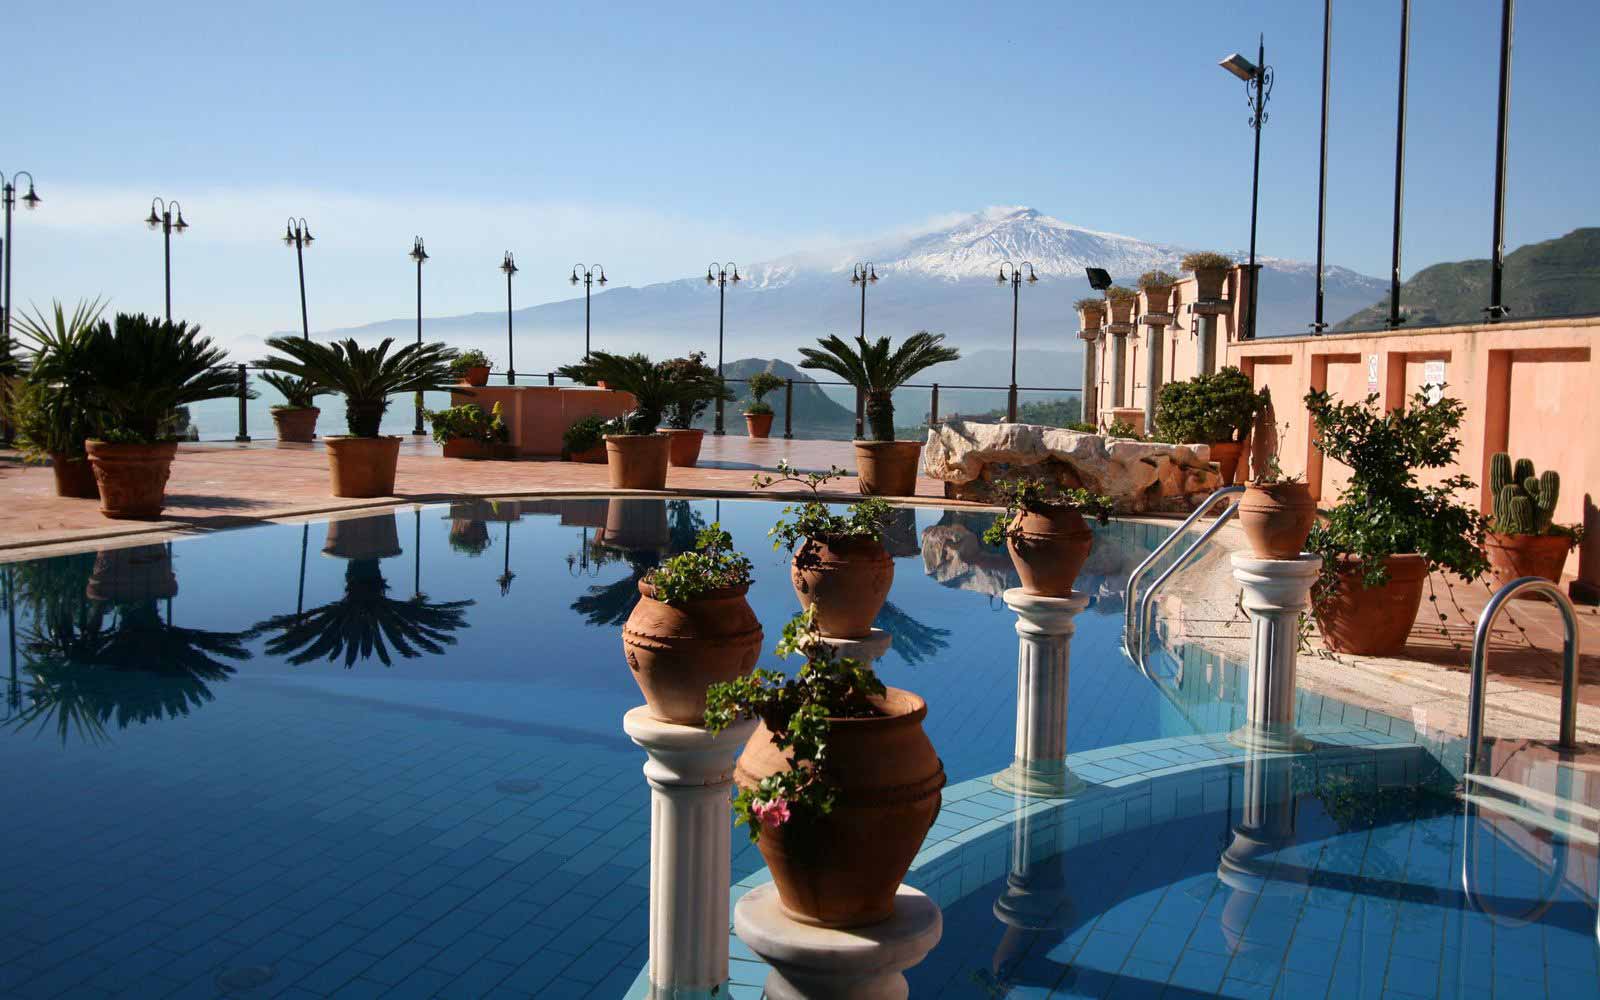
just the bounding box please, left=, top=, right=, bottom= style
left=994, top=589, right=1091, bottom=796
left=1227, top=553, right=1321, bottom=753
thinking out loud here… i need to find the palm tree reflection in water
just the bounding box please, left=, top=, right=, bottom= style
left=570, top=501, right=704, bottom=629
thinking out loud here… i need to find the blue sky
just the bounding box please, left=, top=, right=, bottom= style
left=8, top=0, right=1596, bottom=348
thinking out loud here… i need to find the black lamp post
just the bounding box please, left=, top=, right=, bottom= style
left=1486, top=0, right=1516, bottom=322
left=1387, top=0, right=1411, bottom=330
left=996, top=261, right=1038, bottom=422
left=144, top=197, right=189, bottom=322
left=1312, top=1, right=1331, bottom=334
left=705, top=262, right=742, bottom=435
left=409, top=237, right=428, bottom=435
left=569, top=264, right=607, bottom=359
left=500, top=252, right=518, bottom=384
left=282, top=218, right=314, bottom=339
left=1, top=171, right=40, bottom=362
left=848, top=263, right=879, bottom=438
left=1220, top=39, right=1271, bottom=342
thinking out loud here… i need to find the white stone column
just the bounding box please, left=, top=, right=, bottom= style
left=735, top=883, right=943, bottom=1000
left=818, top=628, right=892, bottom=667
left=994, top=589, right=1090, bottom=797
left=1227, top=553, right=1321, bottom=753
left=1141, top=317, right=1170, bottom=434
left=1078, top=331, right=1099, bottom=427
left=1109, top=329, right=1128, bottom=408
left=624, top=706, right=757, bottom=999
left=1197, top=314, right=1219, bottom=374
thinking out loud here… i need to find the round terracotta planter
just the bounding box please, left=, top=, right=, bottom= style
left=854, top=440, right=923, bottom=497
left=85, top=440, right=179, bottom=519
left=1209, top=441, right=1244, bottom=485
left=745, top=411, right=774, bottom=439
left=271, top=406, right=320, bottom=443
left=791, top=536, right=894, bottom=639
left=603, top=499, right=669, bottom=552
left=1238, top=483, right=1318, bottom=560
left=322, top=514, right=403, bottom=560
left=1485, top=532, right=1573, bottom=590
left=86, top=544, right=178, bottom=603
left=1314, top=554, right=1428, bottom=656
left=324, top=436, right=402, bottom=498
left=568, top=444, right=607, bottom=464
left=49, top=452, right=100, bottom=499
left=622, top=581, right=764, bottom=725
left=460, top=366, right=491, bottom=387
left=663, top=428, right=706, bottom=467
left=605, top=434, right=670, bottom=490
left=735, top=687, right=945, bottom=928
left=1193, top=267, right=1229, bottom=301
left=1005, top=508, right=1094, bottom=597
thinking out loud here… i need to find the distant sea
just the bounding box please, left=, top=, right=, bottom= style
left=185, top=390, right=464, bottom=442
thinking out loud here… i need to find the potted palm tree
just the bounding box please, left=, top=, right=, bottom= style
left=450, top=348, right=492, bottom=387
left=78, top=314, right=240, bottom=519
left=1181, top=251, right=1234, bottom=301
left=6, top=299, right=107, bottom=498
left=557, top=351, right=696, bottom=490
left=658, top=352, right=730, bottom=466
left=260, top=373, right=331, bottom=443
left=260, top=336, right=459, bottom=498
left=1484, top=454, right=1583, bottom=588
left=798, top=332, right=960, bottom=496
left=742, top=370, right=786, bottom=439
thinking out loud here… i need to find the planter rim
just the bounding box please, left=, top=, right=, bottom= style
left=603, top=433, right=667, bottom=440
left=852, top=439, right=923, bottom=449
left=271, top=405, right=321, bottom=412
left=1487, top=530, right=1577, bottom=547
left=636, top=579, right=752, bottom=602
left=85, top=438, right=180, bottom=449
left=661, top=427, right=704, bottom=434
left=324, top=434, right=403, bottom=442
left=822, top=686, right=927, bottom=731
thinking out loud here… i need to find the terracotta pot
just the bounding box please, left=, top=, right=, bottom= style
left=569, top=443, right=607, bottom=464
left=85, top=440, right=179, bottom=519
left=791, top=536, right=894, bottom=639
left=1314, top=554, right=1428, bottom=656
left=1238, top=482, right=1318, bottom=559
left=1142, top=286, right=1174, bottom=315
left=605, top=434, right=670, bottom=489
left=1209, top=441, right=1244, bottom=485
left=603, top=499, right=669, bottom=551
left=271, top=406, right=320, bottom=443
left=1108, top=298, right=1136, bottom=324
left=322, top=514, right=402, bottom=560
left=49, top=452, right=100, bottom=499
left=324, top=436, right=402, bottom=498
left=86, top=544, right=178, bottom=603
left=1485, top=532, right=1573, bottom=590
left=1006, top=508, right=1094, bottom=597
left=460, top=365, right=491, bottom=387
left=745, top=411, right=774, bottom=439
left=663, top=427, right=705, bottom=467
left=854, top=440, right=923, bottom=497
left=1193, top=266, right=1229, bottom=301
left=622, top=581, right=764, bottom=725
left=441, top=438, right=513, bottom=460
left=735, top=687, right=945, bottom=928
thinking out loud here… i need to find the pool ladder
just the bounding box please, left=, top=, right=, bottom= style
left=1122, top=485, right=1245, bottom=680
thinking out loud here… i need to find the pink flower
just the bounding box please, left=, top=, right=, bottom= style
left=753, top=798, right=791, bottom=830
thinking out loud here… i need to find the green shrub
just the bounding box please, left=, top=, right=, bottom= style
left=426, top=402, right=508, bottom=445
left=448, top=349, right=491, bottom=377
left=1138, top=270, right=1178, bottom=291
left=643, top=523, right=753, bottom=603
left=742, top=370, right=786, bottom=415
left=1105, top=285, right=1138, bottom=302
left=982, top=479, right=1115, bottom=546
left=562, top=415, right=606, bottom=456
left=1153, top=367, right=1263, bottom=444
left=1180, top=251, right=1234, bottom=272
left=658, top=352, right=732, bottom=429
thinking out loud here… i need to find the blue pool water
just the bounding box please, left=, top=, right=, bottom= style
left=0, top=498, right=1593, bottom=998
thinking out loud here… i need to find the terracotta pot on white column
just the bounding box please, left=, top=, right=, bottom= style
left=1228, top=552, right=1321, bottom=753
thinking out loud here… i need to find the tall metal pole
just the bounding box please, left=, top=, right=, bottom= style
left=163, top=210, right=173, bottom=323
left=849, top=263, right=877, bottom=439
left=1388, top=0, right=1411, bottom=329
left=2, top=182, right=13, bottom=369
left=716, top=276, right=726, bottom=433
left=1488, top=0, right=1515, bottom=322
left=1313, top=1, right=1332, bottom=333
left=146, top=197, right=185, bottom=324
left=584, top=276, right=591, bottom=357
left=411, top=237, right=428, bottom=436
left=502, top=252, right=518, bottom=383
left=295, top=236, right=309, bottom=338
left=1245, top=36, right=1265, bottom=342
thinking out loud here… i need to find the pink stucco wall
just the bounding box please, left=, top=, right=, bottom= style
left=449, top=385, right=636, bottom=457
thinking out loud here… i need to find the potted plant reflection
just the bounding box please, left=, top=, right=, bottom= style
left=570, top=501, right=702, bottom=628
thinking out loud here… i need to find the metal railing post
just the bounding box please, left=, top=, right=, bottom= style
left=854, top=388, right=864, bottom=439
left=930, top=384, right=940, bottom=426
left=1007, top=383, right=1018, bottom=422
left=547, top=372, right=555, bottom=387
left=1466, top=576, right=1581, bottom=774
left=783, top=379, right=794, bottom=439
left=234, top=364, right=251, bottom=443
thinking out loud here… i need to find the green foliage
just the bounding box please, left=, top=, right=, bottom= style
left=982, top=479, right=1115, bottom=546
left=1105, top=418, right=1143, bottom=440
left=704, top=609, right=887, bottom=841
left=1105, top=285, right=1138, bottom=302
left=1487, top=452, right=1575, bottom=541
left=752, top=461, right=893, bottom=550
left=744, top=370, right=786, bottom=406
left=643, top=522, right=753, bottom=603
left=448, top=349, right=491, bottom=377
left=1138, top=269, right=1178, bottom=291
left=798, top=331, right=960, bottom=441
left=260, top=372, right=331, bottom=410
left=562, top=415, right=606, bottom=455
left=6, top=298, right=108, bottom=460
left=1074, top=297, right=1106, bottom=313
left=744, top=400, right=774, bottom=416
left=1304, top=389, right=1488, bottom=596
left=1153, top=367, right=1264, bottom=444
left=1180, top=251, right=1234, bottom=272
left=259, top=336, right=459, bottom=437
left=426, top=402, right=508, bottom=445
left=556, top=351, right=707, bottom=435
left=1066, top=421, right=1098, bottom=432
left=81, top=314, right=242, bottom=444
left=658, top=352, right=732, bottom=429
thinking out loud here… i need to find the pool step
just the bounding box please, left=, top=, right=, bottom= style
left=1464, top=772, right=1600, bottom=847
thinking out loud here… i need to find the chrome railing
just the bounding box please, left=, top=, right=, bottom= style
left=1466, top=576, right=1581, bottom=774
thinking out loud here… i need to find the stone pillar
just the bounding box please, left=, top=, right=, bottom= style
left=1227, top=553, right=1321, bottom=753
left=994, top=588, right=1090, bottom=797
left=1108, top=328, right=1129, bottom=409
left=734, top=883, right=943, bottom=1000
left=990, top=793, right=1072, bottom=980
left=623, top=706, right=758, bottom=999
left=1141, top=316, right=1170, bottom=434
left=1196, top=314, right=1219, bottom=375
left=818, top=627, right=892, bottom=667
left=1078, top=331, right=1099, bottom=427
left=1216, top=750, right=1303, bottom=953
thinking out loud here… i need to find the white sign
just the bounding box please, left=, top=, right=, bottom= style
left=1423, top=360, right=1446, bottom=404
left=1366, top=354, right=1380, bottom=396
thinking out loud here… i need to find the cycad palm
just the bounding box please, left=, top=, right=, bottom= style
left=555, top=351, right=701, bottom=434
left=259, top=336, right=459, bottom=436
left=798, top=332, right=959, bottom=440
left=80, top=313, right=238, bottom=443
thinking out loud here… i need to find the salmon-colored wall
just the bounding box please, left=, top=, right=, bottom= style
left=449, top=385, right=636, bottom=457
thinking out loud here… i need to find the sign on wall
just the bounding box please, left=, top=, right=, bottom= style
left=1366, top=354, right=1380, bottom=396
left=1423, top=359, right=1446, bottom=404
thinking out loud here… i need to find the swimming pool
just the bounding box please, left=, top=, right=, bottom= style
left=0, top=498, right=1592, bottom=998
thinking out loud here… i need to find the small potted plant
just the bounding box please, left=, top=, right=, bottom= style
left=1305, top=389, right=1487, bottom=655
left=557, top=351, right=698, bottom=490
left=658, top=352, right=731, bottom=466
left=450, top=348, right=492, bottom=387
left=1075, top=298, right=1106, bottom=334
left=981, top=479, right=1114, bottom=597
left=80, top=313, right=241, bottom=518
left=260, top=336, right=459, bottom=498
left=742, top=370, right=786, bottom=439
left=755, top=462, right=894, bottom=638
left=449, top=517, right=492, bottom=556
left=1236, top=401, right=1318, bottom=559
left=1181, top=251, right=1234, bottom=301
left=1138, top=269, right=1178, bottom=315
left=705, top=609, right=945, bottom=928
left=799, top=331, right=960, bottom=496
left=1152, top=366, right=1263, bottom=484
left=622, top=522, right=763, bottom=724
left=427, top=402, right=510, bottom=459
left=6, top=299, right=107, bottom=498
left=260, top=373, right=331, bottom=443
left=1105, top=285, right=1139, bottom=325
left=562, top=415, right=607, bottom=463
left=1484, top=453, right=1583, bottom=588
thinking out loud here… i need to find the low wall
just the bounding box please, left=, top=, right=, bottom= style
left=449, top=385, right=635, bottom=457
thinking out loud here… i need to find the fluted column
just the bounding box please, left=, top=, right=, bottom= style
left=1227, top=553, right=1321, bottom=753
left=994, top=588, right=1090, bottom=797
left=1109, top=329, right=1129, bottom=408
left=1196, top=314, right=1218, bottom=374
left=1078, top=331, right=1099, bottom=427
left=624, top=707, right=757, bottom=999
left=1142, top=319, right=1168, bottom=434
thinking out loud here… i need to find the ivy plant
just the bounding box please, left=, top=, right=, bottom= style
left=643, top=523, right=753, bottom=603
left=981, top=478, right=1115, bottom=546
left=752, top=461, right=892, bottom=551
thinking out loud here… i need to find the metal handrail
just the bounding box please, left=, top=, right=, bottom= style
left=1122, top=485, right=1245, bottom=675
left=1466, top=576, right=1582, bottom=775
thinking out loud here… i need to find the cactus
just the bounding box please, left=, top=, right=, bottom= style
left=1512, top=457, right=1535, bottom=484
left=1489, top=452, right=1512, bottom=497
left=1494, top=483, right=1516, bottom=528
left=1536, top=469, right=1560, bottom=530
left=1488, top=455, right=1563, bottom=536
left=1504, top=495, right=1536, bottom=535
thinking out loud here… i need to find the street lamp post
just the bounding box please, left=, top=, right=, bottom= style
left=569, top=264, right=607, bottom=359
left=705, top=262, right=742, bottom=435
left=501, top=252, right=518, bottom=384
left=996, top=261, right=1039, bottom=422
left=1312, top=1, right=1332, bottom=333
left=282, top=218, right=314, bottom=339
left=848, top=263, right=879, bottom=438
left=410, top=237, right=428, bottom=435
left=1388, top=0, right=1412, bottom=330
left=0, top=170, right=40, bottom=379
left=1220, top=39, right=1272, bottom=342
left=144, top=197, right=189, bottom=322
